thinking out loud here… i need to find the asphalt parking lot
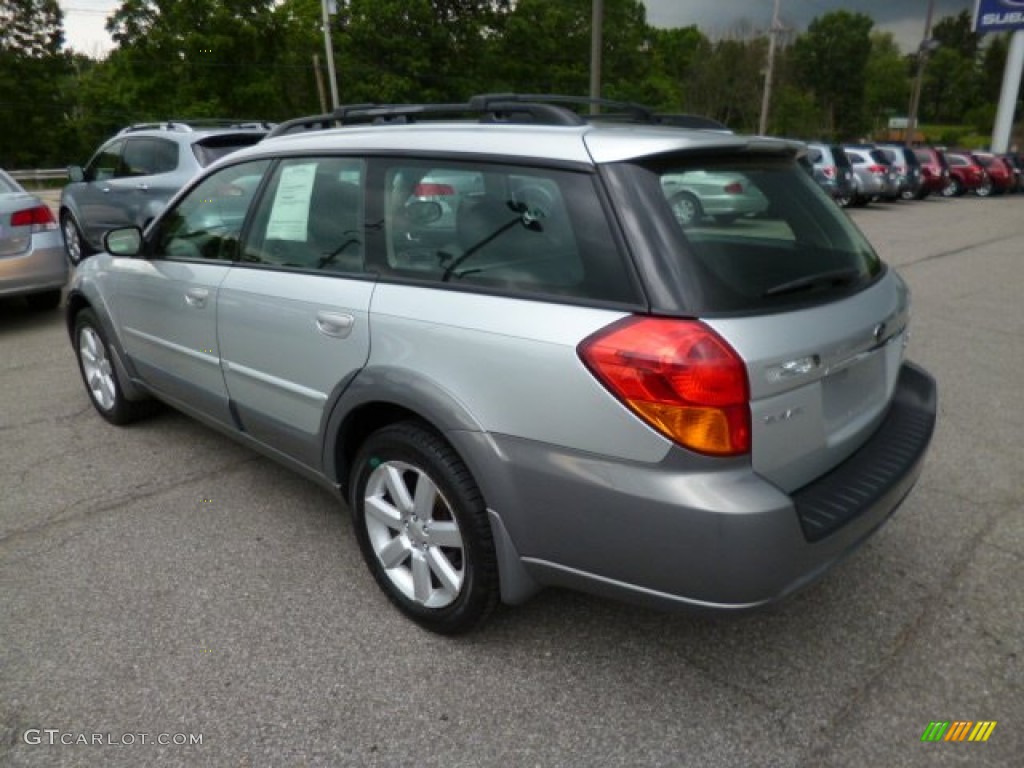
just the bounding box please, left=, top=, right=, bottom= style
left=1, top=194, right=1021, bottom=767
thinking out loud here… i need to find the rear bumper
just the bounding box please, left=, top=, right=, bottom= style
left=474, top=362, right=936, bottom=611
left=0, top=233, right=68, bottom=297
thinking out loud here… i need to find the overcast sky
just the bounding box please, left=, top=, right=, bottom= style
left=61, top=0, right=977, bottom=57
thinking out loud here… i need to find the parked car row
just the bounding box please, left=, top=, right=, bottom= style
left=805, top=141, right=1023, bottom=207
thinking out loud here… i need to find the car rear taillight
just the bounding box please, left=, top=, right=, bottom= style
left=10, top=204, right=57, bottom=232
left=578, top=317, right=751, bottom=456
left=867, top=164, right=887, bottom=176
left=822, top=166, right=837, bottom=179
left=413, top=182, right=455, bottom=196
left=723, top=182, right=744, bottom=194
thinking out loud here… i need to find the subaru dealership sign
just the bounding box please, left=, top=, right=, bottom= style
left=974, top=0, right=1024, bottom=33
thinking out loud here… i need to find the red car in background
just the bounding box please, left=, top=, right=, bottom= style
left=943, top=152, right=992, bottom=197
left=973, top=152, right=1015, bottom=194
left=913, top=147, right=952, bottom=196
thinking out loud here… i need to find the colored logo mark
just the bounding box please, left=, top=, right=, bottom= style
left=921, top=721, right=997, bottom=742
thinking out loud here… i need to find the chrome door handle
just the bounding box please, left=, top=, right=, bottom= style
left=101, top=187, right=111, bottom=193
left=316, top=311, right=354, bottom=338
left=136, top=183, right=149, bottom=191
left=184, top=287, right=209, bottom=308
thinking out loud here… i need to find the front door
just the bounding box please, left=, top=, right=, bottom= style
left=112, top=159, right=272, bottom=426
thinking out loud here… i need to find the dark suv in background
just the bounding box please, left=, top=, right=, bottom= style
left=60, top=120, right=271, bottom=264
left=805, top=142, right=856, bottom=207
left=878, top=145, right=925, bottom=200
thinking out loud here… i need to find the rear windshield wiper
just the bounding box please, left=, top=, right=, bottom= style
left=762, top=268, right=861, bottom=298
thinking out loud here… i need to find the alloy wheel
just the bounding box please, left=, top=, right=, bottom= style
left=78, top=326, right=117, bottom=411
left=363, top=460, right=466, bottom=608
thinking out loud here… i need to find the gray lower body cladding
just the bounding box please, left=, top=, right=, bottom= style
left=468, top=361, right=937, bottom=611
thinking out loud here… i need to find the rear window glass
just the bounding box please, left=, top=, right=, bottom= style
left=647, top=157, right=882, bottom=312
left=192, top=134, right=266, bottom=166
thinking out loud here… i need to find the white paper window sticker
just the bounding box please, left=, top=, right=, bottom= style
left=265, top=162, right=317, bottom=241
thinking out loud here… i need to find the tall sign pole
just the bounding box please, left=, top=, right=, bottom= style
left=322, top=0, right=340, bottom=110
left=992, top=31, right=1024, bottom=151
left=905, top=0, right=936, bottom=148
left=590, top=0, right=604, bottom=114
left=759, top=0, right=781, bottom=135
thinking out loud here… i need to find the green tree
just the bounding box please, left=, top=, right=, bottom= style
left=494, top=0, right=649, bottom=101
left=104, top=0, right=286, bottom=119
left=863, top=31, right=910, bottom=135
left=920, top=46, right=977, bottom=124
left=931, top=10, right=978, bottom=61
left=641, top=25, right=706, bottom=111
left=791, top=10, right=874, bottom=138
left=685, top=36, right=768, bottom=131
left=330, top=0, right=510, bottom=104
left=0, top=0, right=71, bottom=167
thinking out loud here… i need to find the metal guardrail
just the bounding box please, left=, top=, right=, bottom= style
left=9, top=168, right=68, bottom=184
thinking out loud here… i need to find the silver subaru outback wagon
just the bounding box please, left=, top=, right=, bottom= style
left=65, top=95, right=936, bottom=634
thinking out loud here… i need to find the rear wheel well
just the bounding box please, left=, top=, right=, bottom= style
left=64, top=293, right=91, bottom=340
left=335, top=403, right=434, bottom=495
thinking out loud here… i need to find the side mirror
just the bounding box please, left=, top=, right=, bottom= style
left=67, top=166, right=85, bottom=183
left=104, top=227, right=143, bottom=257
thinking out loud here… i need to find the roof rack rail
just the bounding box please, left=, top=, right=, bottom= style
left=266, top=96, right=592, bottom=139
left=265, top=94, right=726, bottom=139
left=118, top=119, right=275, bottom=135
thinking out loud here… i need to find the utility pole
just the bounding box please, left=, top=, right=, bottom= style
left=589, top=0, right=604, bottom=114
left=759, top=0, right=781, bottom=135
left=905, top=0, right=936, bottom=147
left=313, top=54, right=328, bottom=114
left=321, top=0, right=340, bottom=110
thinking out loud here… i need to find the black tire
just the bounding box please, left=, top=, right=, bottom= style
left=349, top=422, right=498, bottom=634
left=25, top=290, right=61, bottom=311
left=668, top=191, right=702, bottom=226
left=61, top=210, right=93, bottom=266
left=72, top=308, right=154, bottom=425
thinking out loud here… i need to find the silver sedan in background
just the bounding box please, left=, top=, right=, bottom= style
left=0, top=170, right=66, bottom=310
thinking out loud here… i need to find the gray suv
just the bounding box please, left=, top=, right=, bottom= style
left=59, top=120, right=270, bottom=264
left=65, top=95, right=937, bottom=634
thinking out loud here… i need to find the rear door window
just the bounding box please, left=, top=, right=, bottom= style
left=122, top=138, right=179, bottom=177
left=642, top=156, right=881, bottom=312
left=375, top=160, right=638, bottom=304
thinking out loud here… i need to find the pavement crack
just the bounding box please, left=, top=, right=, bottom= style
left=0, top=403, right=92, bottom=433
left=0, top=456, right=262, bottom=551
left=902, top=232, right=1020, bottom=267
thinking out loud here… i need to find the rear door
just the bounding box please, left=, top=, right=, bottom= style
left=217, top=156, right=373, bottom=469
left=109, top=137, right=181, bottom=229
